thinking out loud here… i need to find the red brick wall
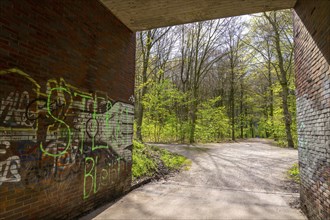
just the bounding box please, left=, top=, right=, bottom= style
left=294, top=0, right=330, bottom=219
left=0, top=0, right=135, bottom=219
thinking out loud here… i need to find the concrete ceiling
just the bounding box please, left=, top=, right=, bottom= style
left=100, top=0, right=297, bottom=31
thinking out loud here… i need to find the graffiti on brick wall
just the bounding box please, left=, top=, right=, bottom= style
left=298, top=121, right=306, bottom=148
left=0, top=141, right=21, bottom=185
left=0, top=68, right=134, bottom=198
left=83, top=154, right=128, bottom=199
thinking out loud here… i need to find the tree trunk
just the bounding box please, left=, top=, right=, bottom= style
left=135, top=63, right=148, bottom=142
left=230, top=65, right=235, bottom=141
left=269, top=78, right=276, bottom=140
left=240, top=81, right=244, bottom=138
left=265, top=12, right=294, bottom=148
left=189, top=86, right=198, bottom=143
left=136, top=31, right=152, bottom=142
left=244, top=107, right=248, bottom=138
left=136, top=100, right=144, bottom=141
left=281, top=85, right=294, bottom=148
left=250, top=119, right=254, bottom=138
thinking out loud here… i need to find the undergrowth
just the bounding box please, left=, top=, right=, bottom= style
left=154, top=147, right=191, bottom=171
left=132, top=141, right=158, bottom=178
left=287, top=163, right=300, bottom=183
left=132, top=140, right=191, bottom=181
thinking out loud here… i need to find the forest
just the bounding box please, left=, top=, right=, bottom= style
left=134, top=10, right=297, bottom=148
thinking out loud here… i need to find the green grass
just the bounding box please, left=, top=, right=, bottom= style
left=132, top=140, right=191, bottom=180
left=276, top=139, right=299, bottom=149
left=157, top=148, right=191, bottom=171
left=132, top=141, right=157, bottom=179
left=287, top=163, right=300, bottom=183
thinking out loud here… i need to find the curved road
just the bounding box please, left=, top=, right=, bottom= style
left=82, top=140, right=306, bottom=219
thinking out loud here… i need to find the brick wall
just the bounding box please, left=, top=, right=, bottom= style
left=0, top=0, right=135, bottom=219
left=294, top=0, right=330, bottom=219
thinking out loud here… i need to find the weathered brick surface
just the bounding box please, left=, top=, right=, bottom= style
left=294, top=0, right=330, bottom=219
left=0, top=0, right=135, bottom=219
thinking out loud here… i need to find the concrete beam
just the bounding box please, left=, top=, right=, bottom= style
left=100, top=0, right=297, bottom=31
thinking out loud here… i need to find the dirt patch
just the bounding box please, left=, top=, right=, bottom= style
left=281, top=177, right=301, bottom=209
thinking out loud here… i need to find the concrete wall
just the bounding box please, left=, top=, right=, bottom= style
left=294, top=0, right=330, bottom=219
left=0, top=0, right=135, bottom=219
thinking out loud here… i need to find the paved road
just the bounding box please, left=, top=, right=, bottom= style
left=82, top=140, right=306, bottom=219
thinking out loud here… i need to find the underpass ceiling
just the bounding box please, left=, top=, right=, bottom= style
left=100, top=0, right=297, bottom=31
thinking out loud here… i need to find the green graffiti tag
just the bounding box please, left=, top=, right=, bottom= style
left=40, top=87, right=72, bottom=157
left=83, top=156, right=97, bottom=199
left=83, top=156, right=128, bottom=199
left=0, top=68, right=134, bottom=200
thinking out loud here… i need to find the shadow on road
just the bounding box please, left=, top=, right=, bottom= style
left=81, top=140, right=305, bottom=220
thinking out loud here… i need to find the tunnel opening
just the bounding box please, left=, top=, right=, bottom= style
left=0, top=0, right=328, bottom=219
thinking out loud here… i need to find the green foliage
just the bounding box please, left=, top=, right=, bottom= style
left=132, top=140, right=157, bottom=179
left=135, top=10, right=297, bottom=147
left=142, top=79, right=188, bottom=142
left=141, top=84, right=231, bottom=143
left=272, top=82, right=298, bottom=148
left=158, top=149, right=191, bottom=170
left=132, top=141, right=191, bottom=180
left=195, top=96, right=230, bottom=142
left=287, top=163, right=300, bottom=183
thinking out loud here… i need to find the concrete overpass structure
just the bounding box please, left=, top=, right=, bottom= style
left=101, top=0, right=296, bottom=31
left=0, top=0, right=329, bottom=219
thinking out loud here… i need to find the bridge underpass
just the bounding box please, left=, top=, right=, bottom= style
left=0, top=0, right=329, bottom=219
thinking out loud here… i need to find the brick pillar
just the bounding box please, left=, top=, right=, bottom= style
left=294, top=0, right=330, bottom=219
